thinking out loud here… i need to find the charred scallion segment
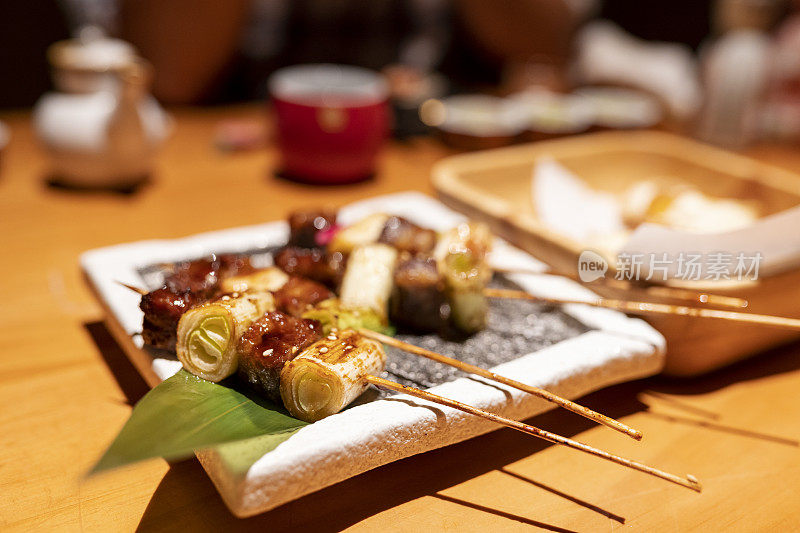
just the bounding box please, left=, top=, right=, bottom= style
left=280, top=330, right=386, bottom=422
left=378, top=216, right=437, bottom=255
left=302, top=299, right=390, bottom=336
left=218, top=267, right=289, bottom=294
left=390, top=256, right=449, bottom=333
left=339, top=243, right=398, bottom=320
left=328, top=213, right=389, bottom=254
left=435, top=222, right=492, bottom=333
left=176, top=291, right=275, bottom=382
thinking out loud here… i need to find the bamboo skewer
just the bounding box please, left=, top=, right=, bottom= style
left=119, top=281, right=641, bottom=439
left=118, top=282, right=147, bottom=295
left=359, top=328, right=642, bottom=440
left=117, top=281, right=698, bottom=491
left=491, top=266, right=749, bottom=309
left=365, top=374, right=701, bottom=492
left=485, top=288, right=800, bottom=331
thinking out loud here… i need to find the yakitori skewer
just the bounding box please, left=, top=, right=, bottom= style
left=485, top=288, right=800, bottom=331
left=491, top=266, right=749, bottom=309
left=366, top=374, right=701, bottom=492
left=118, top=280, right=642, bottom=440
left=117, top=282, right=700, bottom=491
left=359, top=328, right=642, bottom=440
left=118, top=282, right=147, bottom=295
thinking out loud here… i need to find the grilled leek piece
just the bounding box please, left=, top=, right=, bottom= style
left=280, top=330, right=386, bottom=422
left=218, top=267, right=289, bottom=294
left=339, top=243, right=398, bottom=320
left=328, top=213, right=389, bottom=254
left=176, top=291, right=275, bottom=382
left=302, top=298, right=389, bottom=336
left=435, top=222, right=492, bottom=333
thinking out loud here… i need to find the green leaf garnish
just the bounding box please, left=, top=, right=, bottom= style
left=91, top=369, right=306, bottom=473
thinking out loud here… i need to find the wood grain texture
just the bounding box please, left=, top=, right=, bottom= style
left=1, top=107, right=799, bottom=531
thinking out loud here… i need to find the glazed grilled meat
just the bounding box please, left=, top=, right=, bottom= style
left=287, top=208, right=337, bottom=249
left=165, top=254, right=255, bottom=294
left=274, top=247, right=346, bottom=288
left=274, top=276, right=333, bottom=317
left=237, top=311, right=322, bottom=402
left=390, top=256, right=449, bottom=333
left=140, top=288, right=201, bottom=350
left=378, top=216, right=437, bottom=255
left=140, top=254, right=254, bottom=349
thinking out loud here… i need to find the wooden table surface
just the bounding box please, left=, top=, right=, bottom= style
left=2, top=107, right=799, bottom=532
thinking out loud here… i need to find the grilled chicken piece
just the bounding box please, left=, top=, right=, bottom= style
left=274, top=276, right=334, bottom=317
left=237, top=311, right=322, bottom=402
left=378, top=216, right=437, bottom=255
left=288, top=208, right=338, bottom=249
left=274, top=247, right=346, bottom=288
left=390, top=256, right=449, bottom=333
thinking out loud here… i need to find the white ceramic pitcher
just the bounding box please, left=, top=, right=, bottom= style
left=33, top=29, right=170, bottom=188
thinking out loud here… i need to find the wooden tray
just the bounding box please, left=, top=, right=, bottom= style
left=432, top=131, right=800, bottom=376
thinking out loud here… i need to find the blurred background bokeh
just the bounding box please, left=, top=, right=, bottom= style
left=3, top=0, right=800, bottom=187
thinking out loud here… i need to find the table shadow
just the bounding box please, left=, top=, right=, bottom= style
left=84, top=321, right=149, bottom=405
left=45, top=174, right=150, bottom=196
left=646, top=339, right=800, bottom=397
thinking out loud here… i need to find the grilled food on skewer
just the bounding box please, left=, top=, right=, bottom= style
left=218, top=267, right=289, bottom=294
left=339, top=243, right=399, bottom=320
left=287, top=208, right=338, bottom=249
left=390, top=256, right=449, bottom=333
left=301, top=299, right=388, bottom=336
left=280, top=330, right=387, bottom=422
left=434, top=222, right=493, bottom=333
left=274, top=276, right=334, bottom=317
left=176, top=290, right=275, bottom=382
left=237, top=311, right=323, bottom=402
left=378, top=215, right=438, bottom=255
left=328, top=213, right=389, bottom=254
left=274, top=247, right=346, bottom=289
left=140, top=254, right=255, bottom=350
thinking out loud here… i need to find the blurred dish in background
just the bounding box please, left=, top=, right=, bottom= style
left=270, top=64, right=390, bottom=184
left=33, top=28, right=170, bottom=190
left=532, top=159, right=760, bottom=257
left=508, top=90, right=593, bottom=141
left=214, top=119, right=267, bottom=152
left=421, top=94, right=527, bottom=150
left=574, top=21, right=702, bottom=123
left=432, top=131, right=800, bottom=375
left=574, top=87, right=663, bottom=131
left=383, top=65, right=447, bottom=139
left=696, top=30, right=771, bottom=147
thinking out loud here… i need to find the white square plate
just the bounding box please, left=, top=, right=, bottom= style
left=81, top=192, right=664, bottom=517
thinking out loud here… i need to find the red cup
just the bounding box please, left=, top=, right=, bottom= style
left=270, top=64, right=390, bottom=184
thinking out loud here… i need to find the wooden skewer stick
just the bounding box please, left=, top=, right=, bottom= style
left=117, top=281, right=147, bottom=295
left=492, top=266, right=749, bottom=309
left=365, top=374, right=701, bottom=492
left=485, top=288, right=800, bottom=331
left=359, top=328, right=642, bottom=441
